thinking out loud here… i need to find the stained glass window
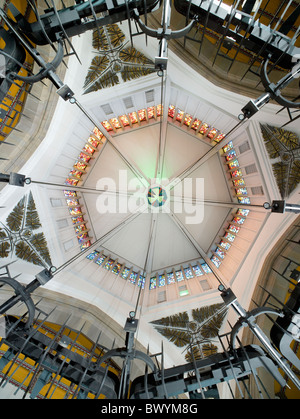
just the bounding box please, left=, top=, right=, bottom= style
left=191, top=118, right=201, bottom=130
left=184, top=114, right=193, bottom=127
left=192, top=265, right=203, bottom=276
left=158, top=274, right=166, bottom=287
left=138, top=275, right=145, bottom=288
left=88, top=137, right=100, bottom=148
left=129, top=271, right=137, bottom=284
left=215, top=247, right=225, bottom=259
left=175, top=269, right=184, bottom=282
left=93, top=127, right=104, bottom=139
left=229, top=224, right=240, bottom=234
left=78, top=152, right=91, bottom=163
left=95, top=255, right=106, bottom=266
left=228, top=159, right=240, bottom=169
left=65, top=178, right=79, bottom=186
left=201, top=263, right=212, bottom=274
left=66, top=198, right=79, bottom=206
left=74, top=161, right=87, bottom=171
left=231, top=169, right=243, bottom=178
left=222, top=141, right=233, bottom=153
left=236, top=187, right=248, bottom=195
left=69, top=170, right=83, bottom=179
left=156, top=104, right=162, bottom=117
left=72, top=215, right=84, bottom=224
left=199, top=123, right=209, bottom=135
left=233, top=216, right=245, bottom=225
left=112, top=263, right=122, bottom=275
left=75, top=224, right=87, bottom=234
left=176, top=109, right=184, bottom=122
left=104, top=258, right=114, bottom=270
left=237, top=208, right=250, bottom=217
left=138, top=109, right=147, bottom=122
left=101, top=120, right=113, bottom=131
left=81, top=241, right=91, bottom=250
left=121, top=267, right=130, bottom=279
left=232, top=179, right=245, bottom=187
left=83, top=144, right=95, bottom=155
left=238, top=197, right=251, bottom=204
left=224, top=232, right=235, bottom=242
left=168, top=105, right=175, bottom=118
left=77, top=233, right=88, bottom=243
left=167, top=272, right=175, bottom=284
left=149, top=276, right=157, bottom=289
left=86, top=251, right=99, bottom=260
left=214, top=133, right=225, bottom=143
left=184, top=267, right=194, bottom=279
left=147, top=107, right=155, bottom=119
left=225, top=150, right=237, bottom=161
left=211, top=255, right=221, bottom=267
left=119, top=114, right=130, bottom=127
left=69, top=207, right=82, bottom=216
left=110, top=118, right=121, bottom=129
left=128, top=112, right=138, bottom=124
left=219, top=240, right=231, bottom=250
left=207, top=128, right=218, bottom=139
left=64, top=190, right=77, bottom=197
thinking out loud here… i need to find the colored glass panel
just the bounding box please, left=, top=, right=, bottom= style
left=75, top=224, right=86, bottom=234
left=220, top=240, right=231, bottom=250
left=207, top=128, right=218, bottom=139
left=167, top=272, right=175, bottom=284
left=93, top=127, right=104, bottom=139
left=74, top=161, right=87, bottom=171
left=112, top=263, right=122, bottom=275
left=201, top=263, right=212, bottom=273
left=77, top=233, right=88, bottom=243
left=238, top=197, right=251, bottom=204
left=176, top=109, right=184, bottom=122
left=215, top=247, right=225, bottom=259
left=69, top=170, right=83, bottom=179
left=78, top=152, right=91, bottom=163
left=72, top=215, right=84, bottom=224
left=184, top=267, right=194, bottom=279
left=192, top=265, right=203, bottom=276
left=65, top=178, right=79, bottom=186
left=222, top=141, right=233, bottom=153
left=184, top=114, right=193, bottom=127
left=101, top=120, right=113, bottom=131
left=158, top=274, right=166, bottom=287
left=214, top=133, right=225, bottom=143
left=236, top=208, right=250, bottom=217
left=81, top=241, right=91, bottom=250
left=138, top=109, right=147, bottom=121
left=128, top=112, right=138, bottom=124
left=119, top=114, right=130, bottom=127
left=138, top=275, right=145, bottom=288
left=232, top=179, right=245, bottom=187
left=95, top=255, right=105, bottom=266
left=130, top=271, right=137, bottom=284
left=191, top=118, right=201, bottom=130
left=224, top=232, right=235, bottom=242
left=228, top=159, right=239, bottom=169
left=86, top=251, right=99, bottom=260
left=88, top=137, right=100, bottom=148
left=110, top=118, right=121, bottom=129
left=229, top=224, right=240, bottom=234
left=149, top=276, right=157, bottom=289
left=66, top=198, right=79, bottom=206
left=69, top=207, right=82, bottom=216
left=168, top=105, right=175, bottom=118
left=231, top=169, right=243, bottom=178
left=104, top=258, right=114, bottom=270
left=175, top=270, right=184, bottom=282
left=64, top=190, right=77, bottom=197
left=83, top=144, right=95, bottom=155
left=121, top=267, right=130, bottom=279
left=225, top=150, right=237, bottom=161
left=147, top=106, right=155, bottom=119
left=236, top=187, right=248, bottom=195
left=156, top=105, right=162, bottom=117
left=233, top=216, right=245, bottom=225
left=199, top=123, right=209, bottom=135
left=211, top=255, right=221, bottom=267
